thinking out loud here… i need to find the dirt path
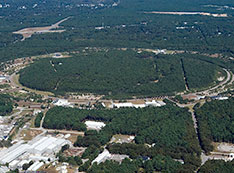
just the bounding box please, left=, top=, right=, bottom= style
left=30, top=128, right=84, bottom=136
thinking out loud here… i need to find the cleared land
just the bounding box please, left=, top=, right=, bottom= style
left=13, top=17, right=70, bottom=41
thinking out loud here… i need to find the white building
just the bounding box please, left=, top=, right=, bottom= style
left=112, top=100, right=166, bottom=108
left=0, top=143, right=29, bottom=164
left=145, top=100, right=164, bottom=107
left=9, top=160, right=20, bottom=170
left=0, top=76, right=7, bottom=82
left=92, top=149, right=111, bottom=165
left=27, top=161, right=44, bottom=171
left=0, top=166, right=9, bottom=173
left=85, top=121, right=106, bottom=130
left=53, top=99, right=72, bottom=107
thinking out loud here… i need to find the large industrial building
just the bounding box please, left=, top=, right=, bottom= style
left=0, top=135, right=70, bottom=171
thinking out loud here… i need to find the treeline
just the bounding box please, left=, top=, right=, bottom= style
left=34, top=112, right=43, bottom=128
left=44, top=105, right=201, bottom=171
left=0, top=94, right=13, bottom=116
left=198, top=160, right=234, bottom=173
left=195, top=98, right=234, bottom=153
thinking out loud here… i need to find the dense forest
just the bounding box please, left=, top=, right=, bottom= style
left=34, top=112, right=43, bottom=128
left=181, top=56, right=219, bottom=89
left=0, top=94, right=13, bottom=116
left=44, top=104, right=201, bottom=171
left=19, top=50, right=222, bottom=98
left=195, top=98, right=234, bottom=153
left=89, top=155, right=183, bottom=173
left=198, top=160, right=234, bottom=173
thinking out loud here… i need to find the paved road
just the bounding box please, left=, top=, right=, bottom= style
left=196, top=68, right=231, bottom=95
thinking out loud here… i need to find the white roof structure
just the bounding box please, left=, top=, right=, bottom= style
left=29, top=155, right=49, bottom=162
left=0, top=144, right=29, bottom=164
left=9, top=160, right=20, bottom=169
left=145, top=100, right=166, bottom=107
left=85, top=121, right=106, bottom=130
left=0, top=76, right=6, bottom=81
left=92, top=149, right=111, bottom=165
left=53, top=99, right=71, bottom=107
left=216, top=96, right=229, bottom=100
left=113, top=100, right=166, bottom=109
left=29, top=136, right=67, bottom=154
left=0, top=166, right=9, bottom=173
left=18, top=160, right=30, bottom=167
left=113, top=102, right=133, bottom=108
left=27, top=161, right=44, bottom=171
left=113, top=102, right=145, bottom=108
left=64, top=134, right=71, bottom=138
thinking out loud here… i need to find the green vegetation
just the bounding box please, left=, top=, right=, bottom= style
left=43, top=107, right=87, bottom=131
left=89, top=155, right=183, bottom=173
left=198, top=160, right=234, bottom=173
left=173, top=95, right=190, bottom=104
left=195, top=98, right=234, bottom=153
left=19, top=50, right=221, bottom=98
left=57, top=144, right=82, bottom=166
left=44, top=105, right=201, bottom=171
left=19, top=50, right=183, bottom=97
left=58, top=155, right=82, bottom=166
left=34, top=112, right=43, bottom=128
left=0, top=0, right=234, bottom=68
left=181, top=56, right=219, bottom=89
left=0, top=94, right=13, bottom=116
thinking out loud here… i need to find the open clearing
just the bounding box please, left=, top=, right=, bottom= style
left=145, top=11, right=228, bottom=17
left=13, top=17, right=70, bottom=41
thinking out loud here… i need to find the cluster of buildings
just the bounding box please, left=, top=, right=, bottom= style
left=0, top=135, right=71, bottom=171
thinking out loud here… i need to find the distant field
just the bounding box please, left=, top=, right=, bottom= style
left=19, top=50, right=222, bottom=98
left=1, top=0, right=234, bottom=62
